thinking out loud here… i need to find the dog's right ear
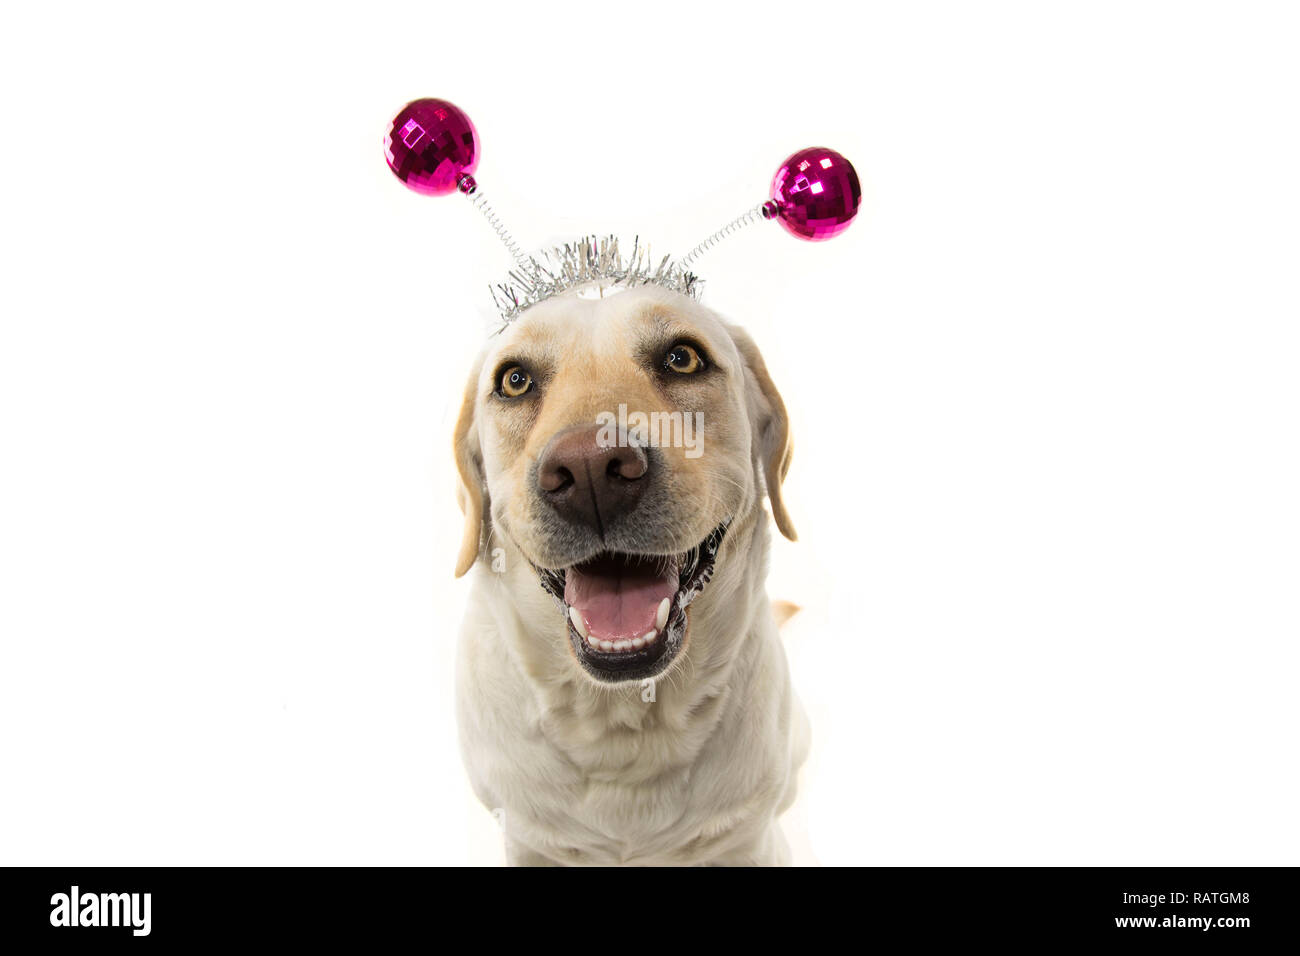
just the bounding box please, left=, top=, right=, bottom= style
left=727, top=324, right=797, bottom=542
left=453, top=361, right=487, bottom=577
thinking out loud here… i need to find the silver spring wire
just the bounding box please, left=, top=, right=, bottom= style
left=465, top=187, right=530, bottom=269
left=677, top=202, right=770, bottom=271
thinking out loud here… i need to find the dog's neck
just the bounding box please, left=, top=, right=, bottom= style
left=478, top=507, right=774, bottom=777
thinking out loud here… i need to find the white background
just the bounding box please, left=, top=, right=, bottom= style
left=1, top=2, right=1297, bottom=865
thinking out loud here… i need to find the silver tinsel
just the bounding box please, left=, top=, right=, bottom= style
left=489, top=235, right=701, bottom=330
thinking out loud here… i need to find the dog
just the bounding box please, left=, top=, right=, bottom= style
left=452, top=284, right=809, bottom=865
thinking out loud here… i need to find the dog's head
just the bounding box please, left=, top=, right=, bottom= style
left=454, top=285, right=793, bottom=684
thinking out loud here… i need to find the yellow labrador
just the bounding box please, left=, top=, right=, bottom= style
left=453, top=284, right=809, bottom=865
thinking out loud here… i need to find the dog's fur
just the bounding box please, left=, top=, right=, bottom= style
left=453, top=285, right=808, bottom=865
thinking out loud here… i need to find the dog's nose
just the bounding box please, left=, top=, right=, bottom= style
left=536, top=425, right=648, bottom=532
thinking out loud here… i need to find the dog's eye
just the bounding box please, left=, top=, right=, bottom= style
left=664, top=344, right=705, bottom=375
left=498, top=365, right=533, bottom=398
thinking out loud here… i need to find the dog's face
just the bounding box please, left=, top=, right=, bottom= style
left=454, top=286, right=794, bottom=684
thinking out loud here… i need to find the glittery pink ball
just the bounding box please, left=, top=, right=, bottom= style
left=770, top=147, right=861, bottom=241
left=384, top=98, right=479, bottom=196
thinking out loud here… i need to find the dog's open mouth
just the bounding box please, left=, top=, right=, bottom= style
left=537, top=521, right=730, bottom=683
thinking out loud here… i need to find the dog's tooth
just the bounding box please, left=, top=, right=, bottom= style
left=641, top=630, right=657, bottom=644
left=614, top=640, right=631, bottom=652
left=598, top=640, right=614, bottom=652
left=656, top=597, right=670, bottom=631
left=631, top=636, right=645, bottom=650
left=568, top=606, right=589, bottom=639
left=586, top=633, right=600, bottom=649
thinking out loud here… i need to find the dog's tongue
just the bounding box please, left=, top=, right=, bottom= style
left=565, top=555, right=678, bottom=642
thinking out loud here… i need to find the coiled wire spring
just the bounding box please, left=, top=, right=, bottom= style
left=677, top=202, right=773, bottom=271
left=462, top=182, right=530, bottom=269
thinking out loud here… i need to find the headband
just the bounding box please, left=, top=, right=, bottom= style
left=384, top=97, right=861, bottom=328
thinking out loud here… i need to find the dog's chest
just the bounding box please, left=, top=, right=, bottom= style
left=462, top=689, right=790, bottom=865
left=491, top=739, right=780, bottom=866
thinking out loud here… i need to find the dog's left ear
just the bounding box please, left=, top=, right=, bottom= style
left=453, top=360, right=488, bottom=577
left=727, top=324, right=796, bottom=541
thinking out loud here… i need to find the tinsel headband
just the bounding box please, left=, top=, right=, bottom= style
left=383, top=98, right=861, bottom=328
